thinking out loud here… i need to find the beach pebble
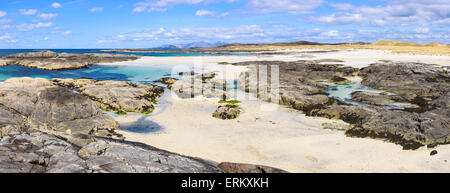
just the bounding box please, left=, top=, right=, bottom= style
left=430, top=150, right=438, bottom=156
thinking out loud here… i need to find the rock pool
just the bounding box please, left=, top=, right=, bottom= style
left=321, top=76, right=414, bottom=109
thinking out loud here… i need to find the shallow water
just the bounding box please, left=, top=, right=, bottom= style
left=322, top=77, right=413, bottom=109
left=0, top=65, right=172, bottom=83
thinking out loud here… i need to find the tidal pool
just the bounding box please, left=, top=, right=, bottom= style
left=321, top=77, right=413, bottom=109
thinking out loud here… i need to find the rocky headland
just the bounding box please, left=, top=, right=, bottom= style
left=0, top=51, right=139, bottom=70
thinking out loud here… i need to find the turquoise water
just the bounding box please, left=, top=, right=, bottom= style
left=0, top=65, right=172, bottom=83
left=321, top=78, right=413, bottom=109
left=322, top=80, right=386, bottom=105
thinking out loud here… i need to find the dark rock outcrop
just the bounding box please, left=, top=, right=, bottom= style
left=52, top=78, right=164, bottom=114
left=234, top=60, right=450, bottom=149
left=0, top=131, right=223, bottom=173
left=237, top=60, right=356, bottom=113
left=360, top=61, right=449, bottom=112
left=212, top=105, right=241, bottom=120
left=0, top=78, right=121, bottom=141
left=155, top=77, right=178, bottom=89
left=218, top=162, right=288, bottom=173
left=0, top=51, right=139, bottom=70
left=169, top=72, right=230, bottom=99
left=351, top=91, right=395, bottom=106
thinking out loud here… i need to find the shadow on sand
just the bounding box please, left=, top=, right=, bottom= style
left=119, top=115, right=164, bottom=133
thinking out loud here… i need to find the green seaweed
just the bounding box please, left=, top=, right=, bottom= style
left=334, top=80, right=351, bottom=85
left=115, top=110, right=127, bottom=115
left=219, top=100, right=241, bottom=105
left=141, top=109, right=154, bottom=114
left=218, top=62, right=232, bottom=65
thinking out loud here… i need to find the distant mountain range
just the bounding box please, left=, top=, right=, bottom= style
left=153, top=41, right=228, bottom=50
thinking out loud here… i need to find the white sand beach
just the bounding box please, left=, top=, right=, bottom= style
left=102, top=49, right=450, bottom=173
left=103, top=49, right=450, bottom=68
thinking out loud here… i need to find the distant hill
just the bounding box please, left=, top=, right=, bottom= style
left=214, top=41, right=323, bottom=48
left=153, top=41, right=227, bottom=50
left=373, top=40, right=448, bottom=47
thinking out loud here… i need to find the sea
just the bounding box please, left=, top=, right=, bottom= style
left=0, top=49, right=237, bottom=83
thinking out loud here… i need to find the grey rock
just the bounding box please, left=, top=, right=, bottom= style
left=0, top=131, right=223, bottom=173
left=237, top=60, right=357, bottom=103
left=233, top=60, right=450, bottom=149
left=212, top=105, right=241, bottom=120
left=0, top=77, right=120, bottom=139
left=170, top=73, right=229, bottom=99
left=1, top=51, right=139, bottom=70
left=53, top=78, right=163, bottom=113
left=155, top=77, right=178, bottom=89
left=360, top=61, right=449, bottom=111
left=0, top=106, right=27, bottom=138
left=351, top=91, right=395, bottom=106
left=218, top=162, right=288, bottom=173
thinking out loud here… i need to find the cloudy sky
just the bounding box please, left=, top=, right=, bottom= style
left=0, top=0, right=449, bottom=48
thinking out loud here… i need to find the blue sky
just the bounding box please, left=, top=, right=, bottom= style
left=0, top=0, right=449, bottom=48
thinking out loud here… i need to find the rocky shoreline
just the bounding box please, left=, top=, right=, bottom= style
left=232, top=60, right=449, bottom=150
left=0, top=51, right=139, bottom=70
left=0, top=76, right=285, bottom=173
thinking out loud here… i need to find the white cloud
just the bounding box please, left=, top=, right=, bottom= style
left=133, top=0, right=199, bottom=13
left=90, top=8, right=104, bottom=13
left=99, top=25, right=269, bottom=44
left=20, top=9, right=38, bottom=15
left=329, top=3, right=355, bottom=10
left=132, top=0, right=322, bottom=14
left=52, top=30, right=72, bottom=36
left=315, top=0, right=450, bottom=26
left=315, top=13, right=365, bottom=25
left=17, top=22, right=54, bottom=31
left=37, top=13, right=58, bottom=20
left=0, top=11, right=6, bottom=17
left=52, top=2, right=62, bottom=8
left=0, top=25, right=11, bottom=30
left=415, top=28, right=430, bottom=33
left=0, top=34, right=17, bottom=43
left=320, top=30, right=340, bottom=37
left=60, top=30, right=72, bottom=36
left=97, top=22, right=450, bottom=46
left=133, top=0, right=236, bottom=13
left=195, top=10, right=215, bottom=16
left=0, top=19, right=12, bottom=24
left=248, top=0, right=324, bottom=14
left=0, top=34, right=12, bottom=40
left=44, top=37, right=49, bottom=40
